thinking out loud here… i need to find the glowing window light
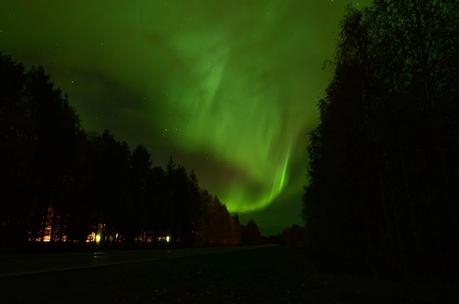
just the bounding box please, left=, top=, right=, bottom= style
left=95, top=233, right=102, bottom=244
left=43, top=225, right=52, bottom=242
left=86, top=232, right=96, bottom=243
left=156, top=235, right=171, bottom=243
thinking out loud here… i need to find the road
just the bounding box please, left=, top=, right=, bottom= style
left=0, top=245, right=276, bottom=277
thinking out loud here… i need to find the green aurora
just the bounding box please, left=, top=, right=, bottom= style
left=0, top=0, right=368, bottom=234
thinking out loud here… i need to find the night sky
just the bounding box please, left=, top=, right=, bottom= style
left=0, top=0, right=367, bottom=234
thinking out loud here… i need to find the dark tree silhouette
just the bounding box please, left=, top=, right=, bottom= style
left=242, top=219, right=262, bottom=245
left=0, top=54, right=82, bottom=245
left=303, top=0, right=459, bottom=276
left=129, top=145, right=153, bottom=242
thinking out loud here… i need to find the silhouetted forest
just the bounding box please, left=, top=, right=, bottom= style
left=0, top=53, right=262, bottom=249
left=304, top=0, right=459, bottom=277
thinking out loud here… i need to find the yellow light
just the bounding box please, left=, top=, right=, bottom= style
left=95, top=233, right=101, bottom=244
left=165, top=235, right=171, bottom=243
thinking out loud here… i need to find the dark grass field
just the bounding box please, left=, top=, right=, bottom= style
left=1, top=246, right=457, bottom=304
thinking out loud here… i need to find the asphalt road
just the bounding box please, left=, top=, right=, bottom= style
left=0, top=245, right=277, bottom=277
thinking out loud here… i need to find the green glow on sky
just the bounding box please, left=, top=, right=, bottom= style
left=0, top=0, right=368, bottom=233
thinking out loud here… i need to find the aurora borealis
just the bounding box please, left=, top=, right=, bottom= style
left=0, top=0, right=367, bottom=234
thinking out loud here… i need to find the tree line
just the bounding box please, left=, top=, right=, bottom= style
left=0, top=53, right=261, bottom=249
left=303, top=0, right=459, bottom=277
